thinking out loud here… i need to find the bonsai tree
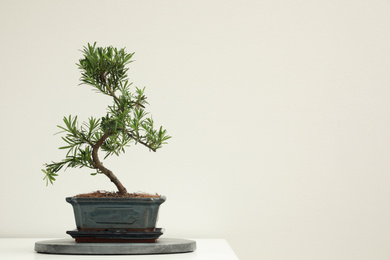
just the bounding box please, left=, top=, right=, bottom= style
left=42, top=43, right=171, bottom=196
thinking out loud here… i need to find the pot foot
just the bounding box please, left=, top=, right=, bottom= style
left=66, top=228, right=164, bottom=243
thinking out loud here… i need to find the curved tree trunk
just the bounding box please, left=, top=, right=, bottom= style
left=92, top=133, right=128, bottom=195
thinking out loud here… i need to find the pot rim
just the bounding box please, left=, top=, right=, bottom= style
left=66, top=195, right=166, bottom=203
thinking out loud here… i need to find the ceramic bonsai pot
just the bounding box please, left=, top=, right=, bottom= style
left=65, top=196, right=166, bottom=243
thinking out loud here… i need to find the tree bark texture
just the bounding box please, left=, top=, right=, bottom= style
left=92, top=133, right=128, bottom=195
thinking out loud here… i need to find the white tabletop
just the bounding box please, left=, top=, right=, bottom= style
left=0, top=238, right=238, bottom=260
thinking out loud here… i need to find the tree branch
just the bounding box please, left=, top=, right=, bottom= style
left=92, top=133, right=128, bottom=194
left=101, top=76, right=157, bottom=153
left=101, top=71, right=120, bottom=103
left=125, top=130, right=156, bottom=152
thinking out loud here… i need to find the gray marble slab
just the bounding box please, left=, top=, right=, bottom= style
left=35, top=238, right=196, bottom=255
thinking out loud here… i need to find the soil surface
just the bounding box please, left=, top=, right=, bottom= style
left=75, top=190, right=161, bottom=198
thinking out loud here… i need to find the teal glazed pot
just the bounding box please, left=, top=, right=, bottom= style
left=66, top=196, right=166, bottom=231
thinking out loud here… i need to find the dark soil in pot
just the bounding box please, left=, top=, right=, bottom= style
left=75, top=190, right=161, bottom=198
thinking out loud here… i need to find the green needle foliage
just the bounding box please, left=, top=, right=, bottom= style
left=42, top=43, right=171, bottom=194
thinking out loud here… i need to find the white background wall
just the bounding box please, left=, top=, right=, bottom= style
left=1, top=0, right=390, bottom=259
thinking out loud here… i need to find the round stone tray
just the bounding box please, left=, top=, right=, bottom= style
left=35, top=238, right=196, bottom=255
